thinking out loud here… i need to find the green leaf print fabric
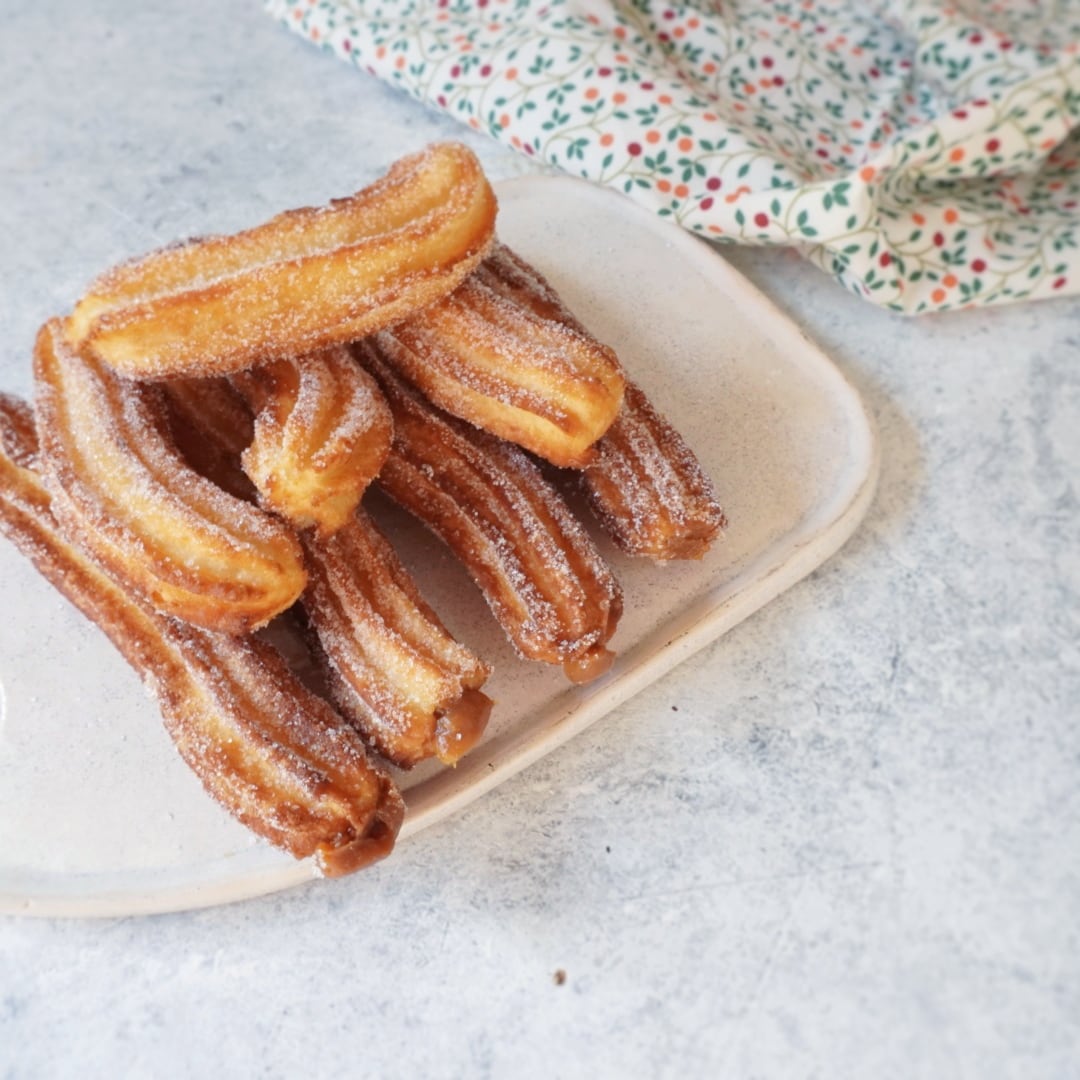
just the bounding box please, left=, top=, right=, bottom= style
left=266, top=0, right=1080, bottom=314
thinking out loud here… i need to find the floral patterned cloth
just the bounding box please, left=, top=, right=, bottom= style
left=266, top=0, right=1080, bottom=314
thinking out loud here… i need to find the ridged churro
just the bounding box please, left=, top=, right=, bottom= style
left=580, top=379, right=726, bottom=560
left=33, top=319, right=306, bottom=634
left=0, top=394, right=403, bottom=877
left=66, top=142, right=498, bottom=380
left=233, top=347, right=392, bottom=535
left=377, top=243, right=624, bottom=468
left=302, top=512, right=493, bottom=769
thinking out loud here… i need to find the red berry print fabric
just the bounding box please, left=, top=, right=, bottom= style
left=266, top=0, right=1080, bottom=314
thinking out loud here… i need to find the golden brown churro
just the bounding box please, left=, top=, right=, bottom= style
left=0, top=394, right=403, bottom=876
left=33, top=319, right=306, bottom=634
left=359, top=342, right=623, bottom=684
left=580, top=380, right=726, bottom=560
left=302, top=512, right=493, bottom=769
left=66, top=143, right=498, bottom=380
left=377, top=243, right=625, bottom=468
left=233, top=347, right=393, bottom=535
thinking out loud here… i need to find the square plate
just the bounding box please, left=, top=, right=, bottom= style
left=0, top=175, right=878, bottom=916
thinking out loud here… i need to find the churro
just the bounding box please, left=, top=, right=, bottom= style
left=302, top=512, right=493, bottom=769
left=233, top=347, right=392, bottom=535
left=377, top=243, right=624, bottom=468
left=66, top=143, right=497, bottom=380
left=34, top=319, right=306, bottom=634
left=580, top=379, right=726, bottom=560
left=0, top=394, right=403, bottom=876
left=159, top=373, right=491, bottom=768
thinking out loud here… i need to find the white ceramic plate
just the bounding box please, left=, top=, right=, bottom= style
left=0, top=175, right=878, bottom=917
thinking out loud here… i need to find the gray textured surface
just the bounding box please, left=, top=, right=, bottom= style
left=1, top=2, right=1078, bottom=1078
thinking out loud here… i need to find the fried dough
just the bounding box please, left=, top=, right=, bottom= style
left=34, top=319, right=306, bottom=633
left=377, top=243, right=624, bottom=468
left=67, top=143, right=497, bottom=380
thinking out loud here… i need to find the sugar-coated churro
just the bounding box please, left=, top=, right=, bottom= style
left=580, top=379, right=726, bottom=560
left=159, top=373, right=492, bottom=768
left=377, top=243, right=624, bottom=468
left=302, top=511, right=493, bottom=769
left=66, top=143, right=497, bottom=380
left=233, top=347, right=392, bottom=535
left=34, top=319, right=306, bottom=634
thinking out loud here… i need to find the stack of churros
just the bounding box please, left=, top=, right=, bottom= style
left=0, top=142, right=724, bottom=878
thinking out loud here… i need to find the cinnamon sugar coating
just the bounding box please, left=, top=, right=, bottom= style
left=359, top=342, right=623, bottom=684
left=581, top=380, right=726, bottom=561
left=377, top=243, right=624, bottom=468
left=1, top=140, right=727, bottom=880
left=302, top=512, right=493, bottom=769
left=233, top=347, right=393, bottom=536
left=65, top=142, right=497, bottom=380
left=0, top=394, right=403, bottom=877
left=33, top=319, right=306, bottom=634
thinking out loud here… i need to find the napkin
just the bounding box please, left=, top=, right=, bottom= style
left=266, top=0, right=1080, bottom=314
